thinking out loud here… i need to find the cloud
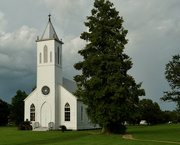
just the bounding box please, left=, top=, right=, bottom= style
left=0, top=25, right=38, bottom=78
left=116, top=0, right=180, bottom=110
left=42, top=0, right=91, bottom=22
left=0, top=11, right=7, bottom=34
left=0, top=25, right=38, bottom=51
left=62, top=35, right=85, bottom=80
left=0, top=12, right=38, bottom=102
left=41, top=0, right=93, bottom=37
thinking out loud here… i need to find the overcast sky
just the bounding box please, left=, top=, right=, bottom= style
left=0, top=0, right=179, bottom=110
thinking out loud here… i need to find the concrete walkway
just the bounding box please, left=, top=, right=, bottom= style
left=33, top=127, right=48, bottom=131
left=122, top=134, right=180, bottom=144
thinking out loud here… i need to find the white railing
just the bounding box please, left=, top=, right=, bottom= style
left=48, top=122, right=54, bottom=130
left=33, top=122, right=39, bottom=129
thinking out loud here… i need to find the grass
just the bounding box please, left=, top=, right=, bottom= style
left=127, top=124, right=180, bottom=142
left=0, top=124, right=180, bottom=145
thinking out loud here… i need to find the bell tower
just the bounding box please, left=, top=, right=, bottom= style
left=36, top=15, right=63, bottom=127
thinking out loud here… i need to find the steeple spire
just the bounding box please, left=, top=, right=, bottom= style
left=40, top=14, right=63, bottom=44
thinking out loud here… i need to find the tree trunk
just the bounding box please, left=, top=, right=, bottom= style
left=101, top=127, right=107, bottom=134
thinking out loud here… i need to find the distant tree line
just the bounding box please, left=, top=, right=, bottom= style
left=127, top=99, right=180, bottom=125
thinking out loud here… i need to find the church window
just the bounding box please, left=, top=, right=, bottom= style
left=55, top=50, right=57, bottom=64
left=81, top=106, right=84, bottom=121
left=44, top=45, right=48, bottom=63
left=50, top=51, right=52, bottom=62
left=64, top=103, right=70, bottom=121
left=30, top=104, right=35, bottom=121
left=39, top=53, right=42, bottom=63
left=57, top=47, right=60, bottom=64
left=60, top=54, right=62, bottom=66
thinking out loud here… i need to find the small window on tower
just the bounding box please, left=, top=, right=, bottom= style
left=57, top=47, right=60, bottom=64
left=60, top=54, right=62, bottom=66
left=50, top=51, right=52, bottom=62
left=44, top=45, right=48, bottom=63
left=39, top=53, right=42, bottom=63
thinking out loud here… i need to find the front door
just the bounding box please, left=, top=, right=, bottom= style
left=41, top=102, right=51, bottom=127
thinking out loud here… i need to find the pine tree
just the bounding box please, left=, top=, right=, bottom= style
left=74, top=0, right=145, bottom=134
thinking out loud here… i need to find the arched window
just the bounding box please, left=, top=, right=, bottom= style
left=64, top=103, right=70, bottom=121
left=44, top=45, right=48, bottom=63
left=30, top=104, right=35, bottom=121
left=39, top=53, right=42, bottom=63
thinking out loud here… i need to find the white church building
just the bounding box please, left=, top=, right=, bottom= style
left=24, top=15, right=98, bottom=131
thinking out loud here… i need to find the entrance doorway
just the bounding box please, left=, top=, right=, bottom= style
left=41, top=102, right=51, bottom=127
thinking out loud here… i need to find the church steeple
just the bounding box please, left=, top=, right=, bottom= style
left=40, top=14, right=63, bottom=44
left=36, top=14, right=63, bottom=86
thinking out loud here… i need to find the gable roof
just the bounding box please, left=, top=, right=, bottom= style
left=24, top=88, right=37, bottom=101
left=62, top=78, right=77, bottom=94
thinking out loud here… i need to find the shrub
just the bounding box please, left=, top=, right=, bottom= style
left=59, top=125, right=67, bottom=132
left=18, top=120, right=32, bottom=131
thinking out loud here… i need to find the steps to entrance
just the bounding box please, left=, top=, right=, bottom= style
left=33, top=127, right=48, bottom=131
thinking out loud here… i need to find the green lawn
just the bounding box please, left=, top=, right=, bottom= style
left=0, top=124, right=180, bottom=145
left=127, top=124, right=180, bottom=142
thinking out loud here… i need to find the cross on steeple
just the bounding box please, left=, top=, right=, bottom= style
left=48, top=14, right=51, bottom=21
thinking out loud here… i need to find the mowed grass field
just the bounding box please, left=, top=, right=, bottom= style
left=0, top=124, right=180, bottom=145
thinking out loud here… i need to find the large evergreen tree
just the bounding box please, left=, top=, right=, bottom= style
left=74, top=0, right=145, bottom=134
